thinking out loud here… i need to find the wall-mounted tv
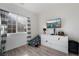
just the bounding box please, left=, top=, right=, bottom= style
left=47, top=18, right=61, bottom=28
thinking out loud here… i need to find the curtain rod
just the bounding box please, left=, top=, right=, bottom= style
left=0, top=9, right=30, bottom=19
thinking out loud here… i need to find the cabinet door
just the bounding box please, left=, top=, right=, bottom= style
left=56, top=36, right=68, bottom=48
left=41, top=34, right=50, bottom=47
left=48, top=36, right=58, bottom=43
left=46, top=35, right=68, bottom=53
left=41, top=34, right=46, bottom=45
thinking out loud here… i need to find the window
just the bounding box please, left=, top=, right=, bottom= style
left=1, top=13, right=8, bottom=25
left=17, top=16, right=27, bottom=32
left=7, top=13, right=16, bottom=33
left=1, top=12, right=28, bottom=33
left=17, top=23, right=26, bottom=32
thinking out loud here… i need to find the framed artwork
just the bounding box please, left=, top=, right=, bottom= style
left=47, top=18, right=61, bottom=28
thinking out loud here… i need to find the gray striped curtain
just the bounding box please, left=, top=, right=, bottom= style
left=0, top=9, right=8, bottom=54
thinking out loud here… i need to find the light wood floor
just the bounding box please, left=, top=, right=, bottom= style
left=5, top=45, right=68, bottom=56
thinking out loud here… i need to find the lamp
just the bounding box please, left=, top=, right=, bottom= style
left=43, top=28, right=46, bottom=34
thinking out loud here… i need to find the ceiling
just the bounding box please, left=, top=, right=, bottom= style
left=15, top=3, right=79, bottom=14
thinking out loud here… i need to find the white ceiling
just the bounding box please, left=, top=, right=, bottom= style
left=15, top=3, right=79, bottom=14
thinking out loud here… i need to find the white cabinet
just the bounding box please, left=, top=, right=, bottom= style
left=40, top=34, right=68, bottom=54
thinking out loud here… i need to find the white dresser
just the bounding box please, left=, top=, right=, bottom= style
left=40, top=34, right=68, bottom=54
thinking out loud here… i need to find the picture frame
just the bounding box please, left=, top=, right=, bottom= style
left=47, top=18, right=61, bottom=28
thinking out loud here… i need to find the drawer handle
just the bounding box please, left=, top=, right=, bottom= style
left=58, top=38, right=60, bottom=40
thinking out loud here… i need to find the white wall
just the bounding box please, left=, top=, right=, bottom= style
left=39, top=4, right=79, bottom=42
left=0, top=3, right=39, bottom=51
